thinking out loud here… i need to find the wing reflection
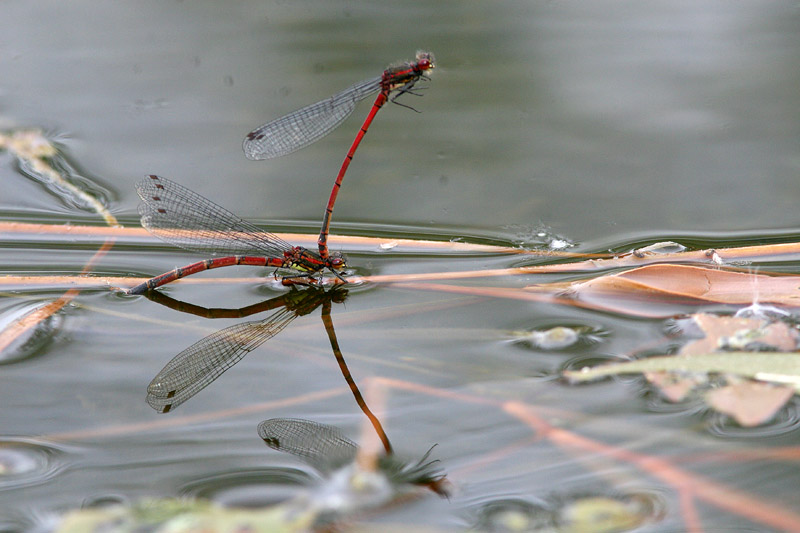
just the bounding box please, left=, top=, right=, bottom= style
left=257, top=417, right=449, bottom=498
left=145, top=287, right=346, bottom=413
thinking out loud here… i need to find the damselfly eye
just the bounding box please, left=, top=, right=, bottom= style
left=330, top=256, right=346, bottom=269
left=415, top=51, right=435, bottom=71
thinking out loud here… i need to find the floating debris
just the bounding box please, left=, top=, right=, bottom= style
left=509, top=325, right=606, bottom=351
left=564, top=313, right=800, bottom=427
left=0, top=128, right=118, bottom=227
left=0, top=300, right=63, bottom=364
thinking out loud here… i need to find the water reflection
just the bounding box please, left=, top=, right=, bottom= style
left=144, top=287, right=348, bottom=413
left=56, top=418, right=448, bottom=531
left=142, top=284, right=451, bottom=518
left=131, top=283, right=452, bottom=528
left=258, top=417, right=448, bottom=504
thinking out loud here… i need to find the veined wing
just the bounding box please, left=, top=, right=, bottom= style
left=137, top=174, right=292, bottom=257
left=243, top=77, right=381, bottom=160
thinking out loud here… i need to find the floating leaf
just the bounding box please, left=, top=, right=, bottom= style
left=531, top=265, right=800, bottom=312
left=706, top=381, right=795, bottom=427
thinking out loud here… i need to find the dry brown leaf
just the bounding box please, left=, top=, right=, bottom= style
left=536, top=264, right=800, bottom=308
left=706, top=381, right=795, bottom=427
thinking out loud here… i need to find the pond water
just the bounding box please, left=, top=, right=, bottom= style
left=1, top=1, right=799, bottom=531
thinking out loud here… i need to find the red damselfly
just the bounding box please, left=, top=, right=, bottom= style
left=128, top=174, right=345, bottom=295
left=243, top=51, right=435, bottom=261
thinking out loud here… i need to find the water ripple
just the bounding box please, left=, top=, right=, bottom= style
left=707, top=399, right=800, bottom=439
left=179, top=467, right=312, bottom=507
left=471, top=497, right=553, bottom=532
left=0, top=438, right=68, bottom=491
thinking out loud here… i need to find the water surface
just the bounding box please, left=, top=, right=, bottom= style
left=1, top=1, right=799, bottom=531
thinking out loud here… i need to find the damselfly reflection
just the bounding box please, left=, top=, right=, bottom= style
left=144, top=287, right=391, bottom=453
left=145, top=287, right=345, bottom=413
left=257, top=418, right=449, bottom=498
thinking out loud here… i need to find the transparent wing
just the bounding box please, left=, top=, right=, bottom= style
left=243, top=77, right=381, bottom=160
left=137, top=174, right=292, bottom=257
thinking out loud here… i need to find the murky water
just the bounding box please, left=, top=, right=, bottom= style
left=2, top=1, right=799, bottom=531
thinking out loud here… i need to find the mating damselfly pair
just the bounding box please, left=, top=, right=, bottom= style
left=129, top=51, right=435, bottom=294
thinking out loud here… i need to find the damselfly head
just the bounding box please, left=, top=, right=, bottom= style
left=415, top=51, right=435, bottom=72
left=329, top=252, right=347, bottom=270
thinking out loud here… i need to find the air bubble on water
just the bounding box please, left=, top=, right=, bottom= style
left=548, top=238, right=572, bottom=250
left=505, top=224, right=576, bottom=251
